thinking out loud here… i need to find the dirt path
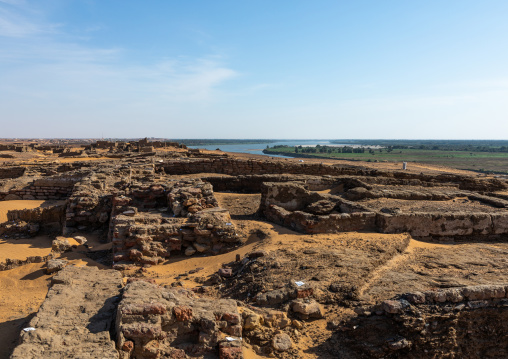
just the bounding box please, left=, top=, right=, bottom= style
left=358, top=237, right=450, bottom=298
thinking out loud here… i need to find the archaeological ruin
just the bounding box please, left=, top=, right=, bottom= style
left=1, top=140, right=507, bottom=358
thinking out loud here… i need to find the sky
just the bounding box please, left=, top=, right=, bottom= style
left=1, top=0, right=508, bottom=139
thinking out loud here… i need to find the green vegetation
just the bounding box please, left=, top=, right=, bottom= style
left=264, top=144, right=508, bottom=174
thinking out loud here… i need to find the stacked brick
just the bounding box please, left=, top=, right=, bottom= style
left=117, top=280, right=243, bottom=359
left=260, top=182, right=376, bottom=234
left=110, top=179, right=238, bottom=268
left=0, top=166, right=26, bottom=179
left=65, top=182, right=111, bottom=230
left=7, top=203, right=65, bottom=223
left=111, top=208, right=238, bottom=268
left=260, top=182, right=508, bottom=238
left=347, top=285, right=508, bottom=358
left=167, top=179, right=219, bottom=216
left=160, top=158, right=506, bottom=192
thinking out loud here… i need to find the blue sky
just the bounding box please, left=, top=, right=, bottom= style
left=1, top=0, right=508, bottom=139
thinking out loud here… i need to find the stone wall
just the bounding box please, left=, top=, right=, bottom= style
left=259, top=182, right=508, bottom=238
left=202, top=174, right=356, bottom=193
left=160, top=158, right=507, bottom=191
left=109, top=179, right=239, bottom=268
left=341, top=285, right=508, bottom=358
left=265, top=205, right=377, bottom=234
left=0, top=166, right=25, bottom=179
left=0, top=254, right=51, bottom=271
left=260, top=182, right=377, bottom=234
left=111, top=208, right=238, bottom=269
left=116, top=280, right=243, bottom=359
left=377, top=212, right=508, bottom=238
left=7, top=203, right=65, bottom=224
left=65, top=182, right=112, bottom=231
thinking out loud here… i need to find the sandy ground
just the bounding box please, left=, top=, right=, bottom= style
left=0, top=237, right=52, bottom=262
left=0, top=263, right=51, bottom=359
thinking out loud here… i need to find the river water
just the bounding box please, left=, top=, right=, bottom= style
left=188, top=140, right=345, bottom=157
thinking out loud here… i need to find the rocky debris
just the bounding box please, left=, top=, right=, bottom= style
left=272, top=333, right=292, bottom=352
left=10, top=266, right=122, bottom=359
left=46, top=258, right=68, bottom=274
left=291, top=299, right=325, bottom=320
left=305, top=199, right=337, bottom=215
left=51, top=237, right=73, bottom=252
left=0, top=220, right=39, bottom=238
left=74, top=235, right=87, bottom=244
left=338, top=285, right=508, bottom=358
left=218, top=341, right=243, bottom=359
left=219, top=268, right=233, bottom=277
left=116, top=280, right=242, bottom=359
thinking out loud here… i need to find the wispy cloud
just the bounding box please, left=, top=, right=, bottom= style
left=0, top=1, right=238, bottom=105
left=0, top=0, right=59, bottom=37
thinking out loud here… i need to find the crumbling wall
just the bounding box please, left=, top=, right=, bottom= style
left=265, top=205, right=377, bottom=233
left=65, top=181, right=112, bottom=231
left=160, top=159, right=507, bottom=191
left=0, top=166, right=26, bottom=179
left=260, top=182, right=508, bottom=238
left=116, top=280, right=243, bottom=359
left=341, top=285, right=508, bottom=358
left=260, top=182, right=377, bottom=234
left=377, top=212, right=508, bottom=238
left=167, top=179, right=218, bottom=216
left=7, top=203, right=65, bottom=224
left=0, top=176, right=78, bottom=200
left=11, top=266, right=122, bottom=359
left=111, top=208, right=238, bottom=269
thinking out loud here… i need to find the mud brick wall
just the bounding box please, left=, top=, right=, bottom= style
left=345, top=285, right=508, bottom=358
left=0, top=166, right=26, bottom=179
left=265, top=205, right=377, bottom=234
left=160, top=158, right=507, bottom=191
left=203, top=174, right=361, bottom=193
left=7, top=203, right=65, bottom=224
left=260, top=182, right=378, bottom=233
left=111, top=208, right=238, bottom=268
left=377, top=212, right=508, bottom=238
left=0, top=177, right=78, bottom=201
left=65, top=183, right=112, bottom=230
left=116, top=281, right=242, bottom=359
left=167, top=179, right=218, bottom=216
left=0, top=254, right=51, bottom=271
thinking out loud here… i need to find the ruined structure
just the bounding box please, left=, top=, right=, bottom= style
left=1, top=144, right=507, bottom=358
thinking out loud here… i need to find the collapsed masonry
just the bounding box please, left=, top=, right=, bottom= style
left=10, top=265, right=508, bottom=359
left=117, top=280, right=242, bottom=359
left=339, top=285, right=508, bottom=358
left=2, top=154, right=508, bottom=358
left=260, top=181, right=508, bottom=240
